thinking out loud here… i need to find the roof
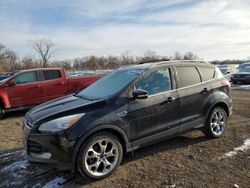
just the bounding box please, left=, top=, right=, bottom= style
left=120, top=60, right=212, bottom=71
left=19, top=67, right=63, bottom=73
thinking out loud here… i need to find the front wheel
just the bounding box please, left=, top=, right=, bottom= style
left=203, top=107, right=228, bottom=138
left=77, top=132, right=123, bottom=180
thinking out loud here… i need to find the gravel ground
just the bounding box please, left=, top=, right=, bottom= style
left=0, top=90, right=249, bottom=188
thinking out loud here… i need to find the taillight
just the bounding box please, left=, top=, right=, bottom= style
left=221, top=79, right=231, bottom=87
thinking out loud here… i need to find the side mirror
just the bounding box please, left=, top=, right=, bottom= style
left=132, top=89, right=148, bottom=99
left=8, top=79, right=16, bottom=86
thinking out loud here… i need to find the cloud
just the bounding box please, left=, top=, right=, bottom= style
left=0, top=0, right=250, bottom=61
left=140, top=0, right=250, bottom=27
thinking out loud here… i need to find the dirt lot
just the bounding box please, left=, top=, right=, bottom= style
left=0, top=90, right=249, bottom=188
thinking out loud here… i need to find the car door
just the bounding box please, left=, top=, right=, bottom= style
left=7, top=71, right=43, bottom=108
left=126, top=67, right=180, bottom=147
left=175, top=65, right=214, bottom=132
left=41, top=70, right=67, bottom=102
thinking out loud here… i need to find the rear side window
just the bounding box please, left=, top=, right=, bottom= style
left=43, top=70, right=61, bottom=80
left=197, top=66, right=215, bottom=81
left=176, top=66, right=201, bottom=88
left=15, top=71, right=38, bottom=84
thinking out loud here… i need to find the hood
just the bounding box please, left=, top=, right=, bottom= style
left=233, top=72, right=250, bottom=75
left=26, top=94, right=106, bottom=124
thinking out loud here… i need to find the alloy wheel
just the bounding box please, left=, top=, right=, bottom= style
left=84, top=139, right=119, bottom=177
left=210, top=110, right=226, bottom=136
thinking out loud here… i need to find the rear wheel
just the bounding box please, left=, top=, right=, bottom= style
left=203, top=107, right=228, bottom=138
left=77, top=132, right=123, bottom=180
left=0, top=105, right=5, bottom=119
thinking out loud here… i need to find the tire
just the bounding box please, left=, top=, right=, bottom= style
left=77, top=131, right=123, bottom=180
left=0, top=105, right=5, bottom=119
left=203, top=107, right=228, bottom=138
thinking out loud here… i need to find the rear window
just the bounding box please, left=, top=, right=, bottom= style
left=43, top=70, right=61, bottom=80
left=176, top=66, right=201, bottom=88
left=197, top=66, right=215, bottom=81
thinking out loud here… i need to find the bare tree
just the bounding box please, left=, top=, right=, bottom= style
left=0, top=43, right=18, bottom=72
left=183, top=52, right=198, bottom=60
left=172, top=51, right=183, bottom=60
left=143, top=49, right=158, bottom=60
left=30, top=39, right=56, bottom=68
left=120, top=50, right=135, bottom=65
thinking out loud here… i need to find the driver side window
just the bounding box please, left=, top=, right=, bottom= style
left=135, top=68, right=172, bottom=95
left=15, top=71, right=38, bottom=84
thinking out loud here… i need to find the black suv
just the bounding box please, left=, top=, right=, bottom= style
left=231, top=63, right=250, bottom=84
left=23, top=60, right=232, bottom=180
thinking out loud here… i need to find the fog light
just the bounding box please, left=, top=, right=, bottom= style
left=30, top=152, right=52, bottom=159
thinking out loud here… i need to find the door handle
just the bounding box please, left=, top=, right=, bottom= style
left=164, top=97, right=175, bottom=104
left=201, top=88, right=208, bottom=94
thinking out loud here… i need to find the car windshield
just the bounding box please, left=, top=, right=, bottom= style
left=77, top=68, right=144, bottom=100
left=239, top=66, right=250, bottom=72
left=219, top=68, right=227, bottom=74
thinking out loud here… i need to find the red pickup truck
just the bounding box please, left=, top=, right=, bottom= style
left=0, top=68, right=102, bottom=119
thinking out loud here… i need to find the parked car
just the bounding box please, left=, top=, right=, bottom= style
left=217, top=64, right=238, bottom=82
left=67, top=70, right=113, bottom=78
left=231, top=64, right=250, bottom=84
left=0, top=68, right=102, bottom=119
left=0, top=71, right=19, bottom=82
left=23, top=60, right=232, bottom=180
left=237, top=62, right=250, bottom=72
left=0, top=75, right=9, bottom=82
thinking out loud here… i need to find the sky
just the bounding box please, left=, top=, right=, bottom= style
left=0, top=0, right=250, bottom=61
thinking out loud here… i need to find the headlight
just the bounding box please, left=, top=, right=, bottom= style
left=38, top=113, right=85, bottom=133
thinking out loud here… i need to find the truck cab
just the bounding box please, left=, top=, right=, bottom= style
left=0, top=68, right=102, bottom=118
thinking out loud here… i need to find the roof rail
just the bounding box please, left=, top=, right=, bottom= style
left=138, top=58, right=170, bottom=64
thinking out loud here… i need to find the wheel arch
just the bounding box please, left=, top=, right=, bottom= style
left=0, top=97, right=4, bottom=108
left=72, top=124, right=131, bottom=167
left=206, top=100, right=230, bottom=120
left=0, top=93, right=11, bottom=109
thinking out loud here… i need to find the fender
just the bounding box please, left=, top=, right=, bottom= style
left=0, top=92, right=11, bottom=109
left=203, top=91, right=231, bottom=117
left=204, top=98, right=231, bottom=122
left=71, top=124, right=132, bottom=167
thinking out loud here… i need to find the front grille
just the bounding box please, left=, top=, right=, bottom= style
left=234, top=74, right=250, bottom=78
left=28, top=140, right=45, bottom=153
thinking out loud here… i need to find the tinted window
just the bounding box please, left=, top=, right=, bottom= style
left=198, top=66, right=215, bottom=81
left=15, top=72, right=38, bottom=84
left=240, top=65, right=250, bottom=72
left=176, top=66, right=201, bottom=88
left=135, top=68, right=172, bottom=95
left=43, top=70, right=61, bottom=80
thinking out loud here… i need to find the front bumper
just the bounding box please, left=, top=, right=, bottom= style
left=23, top=125, right=76, bottom=170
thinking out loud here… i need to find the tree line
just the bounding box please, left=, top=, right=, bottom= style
left=2, top=38, right=243, bottom=73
